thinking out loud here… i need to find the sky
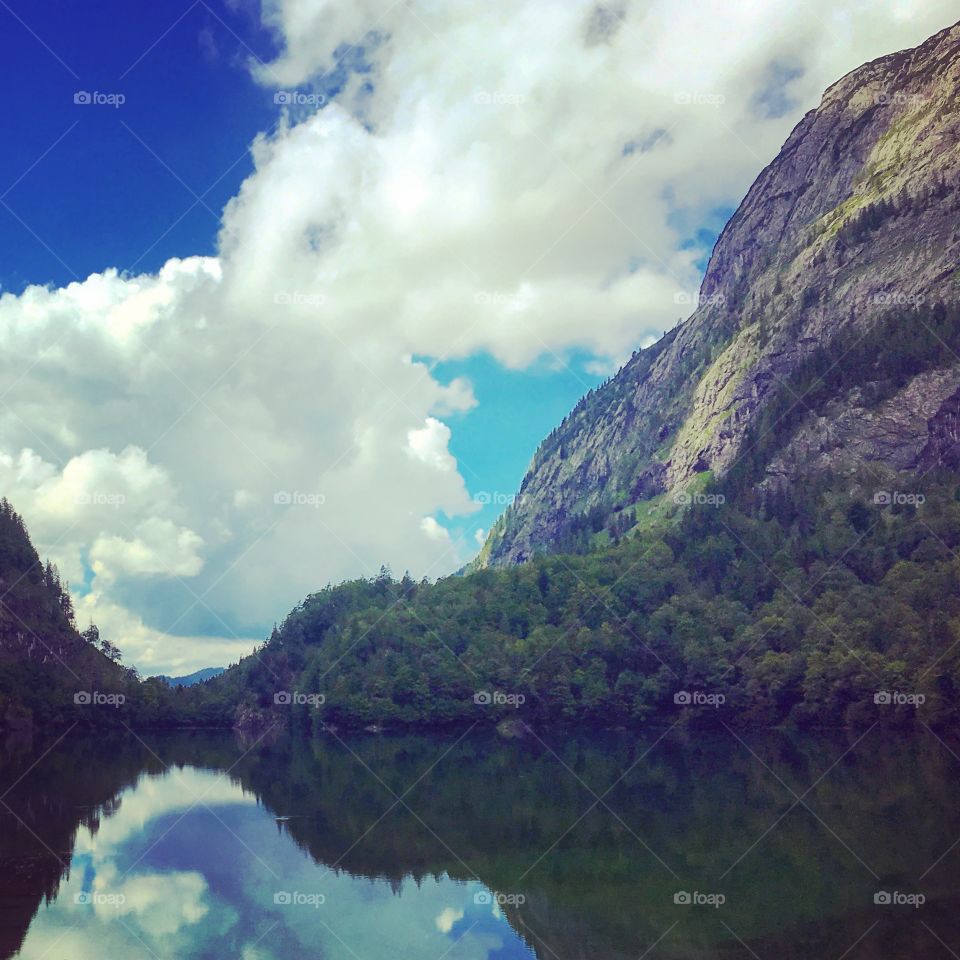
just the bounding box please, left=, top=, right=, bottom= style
left=0, top=0, right=956, bottom=675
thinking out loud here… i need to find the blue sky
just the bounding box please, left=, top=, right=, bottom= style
left=0, top=0, right=275, bottom=290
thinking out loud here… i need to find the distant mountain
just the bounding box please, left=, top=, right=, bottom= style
left=155, top=667, right=225, bottom=687
left=480, top=21, right=960, bottom=565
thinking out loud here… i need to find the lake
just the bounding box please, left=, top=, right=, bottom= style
left=0, top=725, right=957, bottom=958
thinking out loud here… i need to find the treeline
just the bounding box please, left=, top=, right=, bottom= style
left=191, top=471, right=960, bottom=732
left=835, top=174, right=957, bottom=248
left=0, top=499, right=135, bottom=730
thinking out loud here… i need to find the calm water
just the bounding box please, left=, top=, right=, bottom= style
left=0, top=726, right=958, bottom=959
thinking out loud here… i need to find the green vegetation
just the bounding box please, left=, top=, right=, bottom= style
left=199, top=470, right=960, bottom=732
left=0, top=499, right=135, bottom=730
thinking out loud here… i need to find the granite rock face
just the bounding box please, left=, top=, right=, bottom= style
left=482, top=22, right=960, bottom=566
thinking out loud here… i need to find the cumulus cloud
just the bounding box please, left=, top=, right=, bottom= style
left=0, top=0, right=955, bottom=672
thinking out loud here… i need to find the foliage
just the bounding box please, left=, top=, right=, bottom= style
left=190, top=473, right=960, bottom=732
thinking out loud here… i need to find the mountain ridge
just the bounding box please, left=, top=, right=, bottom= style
left=479, top=20, right=960, bottom=566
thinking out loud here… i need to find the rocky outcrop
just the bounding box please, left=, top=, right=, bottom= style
left=765, top=368, right=960, bottom=486
left=482, top=21, right=960, bottom=566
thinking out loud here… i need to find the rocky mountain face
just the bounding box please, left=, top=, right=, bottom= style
left=481, top=21, right=960, bottom=566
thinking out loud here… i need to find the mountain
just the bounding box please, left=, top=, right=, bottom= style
left=184, top=22, right=960, bottom=735
left=480, top=21, right=960, bottom=566
left=0, top=500, right=131, bottom=731
left=154, top=667, right=225, bottom=687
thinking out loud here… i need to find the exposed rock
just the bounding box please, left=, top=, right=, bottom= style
left=481, top=22, right=960, bottom=566
left=765, top=368, right=960, bottom=485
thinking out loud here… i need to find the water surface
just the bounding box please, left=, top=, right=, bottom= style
left=1, top=727, right=958, bottom=958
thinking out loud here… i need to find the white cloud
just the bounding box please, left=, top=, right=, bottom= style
left=88, top=867, right=210, bottom=938
left=90, top=519, right=205, bottom=581
left=0, top=0, right=955, bottom=672
left=420, top=516, right=452, bottom=543
left=407, top=418, right=458, bottom=473
left=434, top=907, right=464, bottom=934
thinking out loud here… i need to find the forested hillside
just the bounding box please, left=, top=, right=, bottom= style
left=0, top=499, right=132, bottom=730
left=204, top=468, right=960, bottom=732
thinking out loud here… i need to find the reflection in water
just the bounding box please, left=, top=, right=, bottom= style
left=1, top=727, right=959, bottom=959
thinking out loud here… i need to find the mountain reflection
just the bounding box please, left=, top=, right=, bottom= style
left=1, top=727, right=958, bottom=959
